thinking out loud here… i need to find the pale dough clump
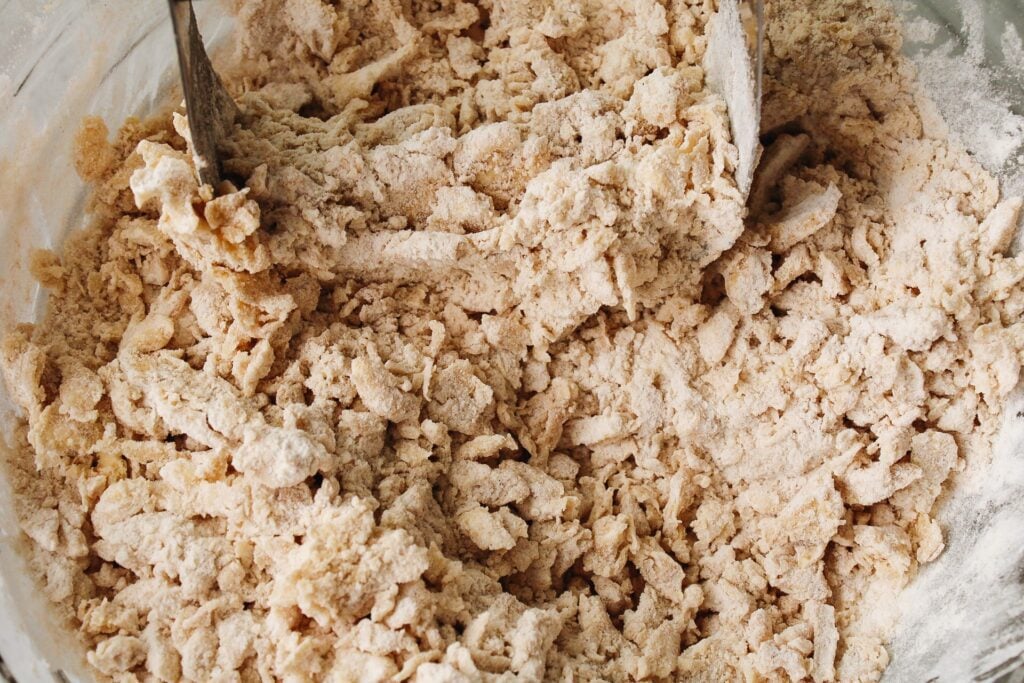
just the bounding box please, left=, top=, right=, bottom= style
left=4, top=0, right=1024, bottom=681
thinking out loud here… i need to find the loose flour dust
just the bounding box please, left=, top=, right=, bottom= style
left=3, top=0, right=1024, bottom=681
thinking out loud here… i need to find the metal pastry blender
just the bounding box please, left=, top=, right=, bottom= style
left=167, top=0, right=239, bottom=189
left=704, top=0, right=765, bottom=199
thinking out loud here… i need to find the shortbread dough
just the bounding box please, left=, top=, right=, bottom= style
left=4, top=0, right=1024, bottom=681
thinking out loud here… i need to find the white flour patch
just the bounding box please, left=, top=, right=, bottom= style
left=887, top=391, right=1024, bottom=682
left=899, top=2, right=1024, bottom=197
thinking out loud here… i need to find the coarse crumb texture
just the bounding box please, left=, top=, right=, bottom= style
left=4, top=0, right=1024, bottom=681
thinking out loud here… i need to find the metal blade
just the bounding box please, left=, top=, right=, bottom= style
left=167, top=0, right=239, bottom=189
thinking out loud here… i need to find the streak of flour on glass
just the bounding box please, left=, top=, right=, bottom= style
left=886, top=2, right=1024, bottom=681
left=895, top=0, right=1024, bottom=191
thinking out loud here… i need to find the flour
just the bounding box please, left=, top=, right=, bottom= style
left=869, top=5, right=1024, bottom=680
left=898, top=0, right=1024, bottom=196
left=913, top=50, right=1024, bottom=176
left=886, top=389, right=1024, bottom=682
left=1003, top=23, right=1024, bottom=66
left=902, top=15, right=939, bottom=44
left=3, top=0, right=1024, bottom=681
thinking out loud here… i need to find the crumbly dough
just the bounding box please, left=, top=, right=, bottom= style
left=4, top=0, right=1024, bottom=681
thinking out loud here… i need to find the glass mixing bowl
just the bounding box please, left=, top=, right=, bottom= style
left=0, top=4, right=233, bottom=681
left=0, top=1, right=1020, bottom=681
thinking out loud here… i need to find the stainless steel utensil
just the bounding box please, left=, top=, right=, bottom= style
left=167, top=0, right=239, bottom=189
left=704, top=0, right=764, bottom=199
